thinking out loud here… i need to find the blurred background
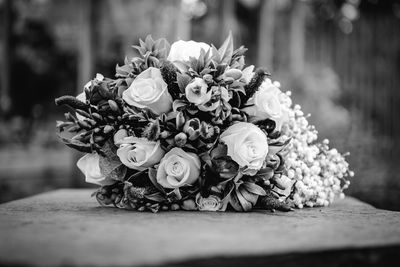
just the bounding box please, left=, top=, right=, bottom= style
left=0, top=0, right=399, bottom=210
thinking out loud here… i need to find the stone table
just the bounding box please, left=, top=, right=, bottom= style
left=0, top=189, right=399, bottom=267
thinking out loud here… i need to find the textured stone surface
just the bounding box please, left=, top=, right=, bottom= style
left=0, top=189, right=400, bottom=267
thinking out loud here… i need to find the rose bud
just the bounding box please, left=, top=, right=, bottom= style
left=202, top=74, right=214, bottom=84
left=183, top=118, right=201, bottom=140
left=176, top=111, right=185, bottom=130
left=174, top=132, right=187, bottom=147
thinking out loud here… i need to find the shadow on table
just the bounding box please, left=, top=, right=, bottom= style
left=159, top=246, right=400, bottom=267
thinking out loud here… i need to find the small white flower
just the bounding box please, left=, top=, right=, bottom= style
left=196, top=193, right=224, bottom=211
left=185, top=78, right=210, bottom=105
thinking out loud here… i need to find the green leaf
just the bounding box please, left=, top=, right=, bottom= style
left=144, top=35, right=154, bottom=50
left=210, top=45, right=221, bottom=63
left=210, top=143, right=227, bottom=159
left=98, top=141, right=127, bottom=181
left=55, top=95, right=89, bottom=111
left=268, top=138, right=292, bottom=155
left=229, top=81, right=246, bottom=95
left=173, top=99, right=188, bottom=112
left=154, top=38, right=170, bottom=58
left=221, top=181, right=235, bottom=202
left=145, top=192, right=166, bottom=203
left=229, top=189, right=243, bottom=211
left=148, top=167, right=165, bottom=193
left=96, top=83, right=113, bottom=99
left=242, top=182, right=267, bottom=196
left=56, top=121, right=73, bottom=131
left=177, top=73, right=191, bottom=93
left=254, top=167, right=275, bottom=180
left=232, top=45, right=248, bottom=58
left=218, top=32, right=234, bottom=64
left=58, top=134, right=92, bottom=153
left=256, top=167, right=275, bottom=176
left=238, top=185, right=259, bottom=205
left=235, top=188, right=252, bottom=211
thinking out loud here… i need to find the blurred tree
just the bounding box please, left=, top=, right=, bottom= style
left=77, top=0, right=95, bottom=91
left=257, top=0, right=276, bottom=69
left=0, top=0, right=12, bottom=116
left=289, top=0, right=307, bottom=77
left=219, top=0, right=238, bottom=43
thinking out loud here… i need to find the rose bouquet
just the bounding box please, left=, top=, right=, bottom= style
left=55, top=34, right=352, bottom=212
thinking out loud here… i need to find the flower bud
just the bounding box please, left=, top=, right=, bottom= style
left=183, top=118, right=201, bottom=140
left=75, top=109, right=91, bottom=119
left=94, top=135, right=106, bottom=143
left=171, top=203, right=180, bottom=211
left=103, top=125, right=114, bottom=134
left=224, top=69, right=242, bottom=80
left=174, top=132, right=187, bottom=147
left=160, top=130, right=172, bottom=139
left=181, top=199, right=197, bottom=211
left=108, top=100, right=120, bottom=113
left=203, top=74, right=214, bottom=84
left=176, top=112, right=185, bottom=130
left=77, top=120, right=92, bottom=130
left=91, top=113, right=103, bottom=121
left=199, top=121, right=214, bottom=139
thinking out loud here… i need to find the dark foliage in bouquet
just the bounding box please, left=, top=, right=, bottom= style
left=55, top=34, right=352, bottom=213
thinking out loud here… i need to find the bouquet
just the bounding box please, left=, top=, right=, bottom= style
left=55, top=34, right=352, bottom=213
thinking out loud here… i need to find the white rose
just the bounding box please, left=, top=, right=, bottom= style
left=242, top=79, right=289, bottom=131
left=185, top=78, right=211, bottom=105
left=196, top=193, right=223, bottom=211
left=168, top=40, right=211, bottom=71
left=76, top=73, right=104, bottom=120
left=122, top=67, right=172, bottom=115
left=116, top=137, right=165, bottom=171
left=77, top=153, right=115, bottom=186
left=156, top=147, right=201, bottom=189
left=220, top=122, right=268, bottom=173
